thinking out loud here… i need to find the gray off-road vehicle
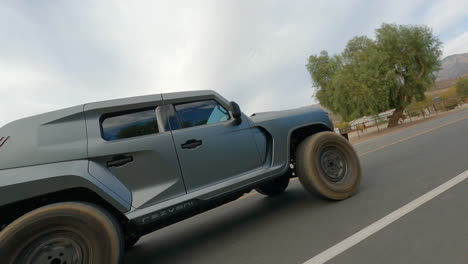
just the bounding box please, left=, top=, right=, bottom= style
left=0, top=90, right=361, bottom=263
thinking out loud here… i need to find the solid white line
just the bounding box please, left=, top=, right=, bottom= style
left=303, top=169, right=468, bottom=264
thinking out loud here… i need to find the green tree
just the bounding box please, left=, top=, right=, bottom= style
left=307, top=23, right=442, bottom=127
left=455, top=78, right=468, bottom=97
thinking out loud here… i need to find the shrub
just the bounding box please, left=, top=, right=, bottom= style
left=456, top=78, right=468, bottom=98
left=335, top=122, right=351, bottom=133
left=406, top=111, right=420, bottom=117
left=406, top=97, right=432, bottom=114
left=444, top=99, right=458, bottom=110
left=439, top=87, right=457, bottom=100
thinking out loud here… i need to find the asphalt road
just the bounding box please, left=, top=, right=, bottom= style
left=124, top=108, right=468, bottom=264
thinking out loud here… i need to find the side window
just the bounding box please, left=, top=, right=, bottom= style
left=174, top=100, right=230, bottom=129
left=101, top=108, right=159, bottom=141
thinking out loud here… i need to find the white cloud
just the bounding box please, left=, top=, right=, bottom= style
left=0, top=1, right=467, bottom=126
left=0, top=63, right=71, bottom=125
left=424, top=0, right=468, bottom=34
left=443, top=31, right=468, bottom=57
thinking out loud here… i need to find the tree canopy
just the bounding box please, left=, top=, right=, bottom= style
left=307, top=23, right=442, bottom=126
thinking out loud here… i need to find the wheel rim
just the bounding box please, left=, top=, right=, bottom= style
left=317, top=145, right=348, bottom=183
left=20, top=231, right=89, bottom=264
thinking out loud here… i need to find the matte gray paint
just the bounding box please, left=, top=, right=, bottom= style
left=161, top=90, right=231, bottom=110
left=0, top=160, right=131, bottom=212
left=125, top=93, right=332, bottom=219
left=84, top=97, right=186, bottom=209
left=84, top=94, right=164, bottom=112
left=251, top=127, right=269, bottom=164
left=170, top=112, right=263, bottom=193
left=250, top=106, right=333, bottom=169
left=0, top=105, right=87, bottom=170
left=0, top=90, right=332, bottom=222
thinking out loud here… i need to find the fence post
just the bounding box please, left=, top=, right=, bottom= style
left=375, top=116, right=380, bottom=133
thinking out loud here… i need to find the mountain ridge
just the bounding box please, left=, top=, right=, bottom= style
left=435, top=52, right=468, bottom=81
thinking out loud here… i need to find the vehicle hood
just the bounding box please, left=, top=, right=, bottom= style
left=249, top=106, right=332, bottom=129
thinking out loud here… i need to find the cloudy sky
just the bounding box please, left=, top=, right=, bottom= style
left=1, top=0, right=468, bottom=126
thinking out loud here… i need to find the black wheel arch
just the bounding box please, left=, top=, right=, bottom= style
left=289, top=124, right=333, bottom=164
left=0, top=187, right=130, bottom=236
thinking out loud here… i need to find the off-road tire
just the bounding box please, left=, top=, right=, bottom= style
left=256, top=173, right=290, bottom=196
left=296, top=131, right=361, bottom=200
left=0, top=202, right=123, bottom=264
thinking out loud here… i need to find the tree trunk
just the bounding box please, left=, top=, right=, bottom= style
left=387, top=108, right=405, bottom=128
left=416, top=56, right=425, bottom=80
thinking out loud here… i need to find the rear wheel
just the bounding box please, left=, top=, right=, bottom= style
left=0, top=202, right=123, bottom=264
left=256, top=172, right=290, bottom=196
left=296, top=131, right=361, bottom=200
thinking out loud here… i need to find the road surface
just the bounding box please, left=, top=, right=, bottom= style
left=124, top=108, right=468, bottom=264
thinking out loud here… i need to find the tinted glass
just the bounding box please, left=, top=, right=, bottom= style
left=101, top=109, right=159, bottom=141
left=174, top=100, right=230, bottom=129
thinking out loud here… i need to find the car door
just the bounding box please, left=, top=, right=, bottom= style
left=169, top=99, right=263, bottom=193
left=85, top=99, right=186, bottom=209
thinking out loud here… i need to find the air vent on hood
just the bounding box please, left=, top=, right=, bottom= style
left=0, top=136, right=10, bottom=148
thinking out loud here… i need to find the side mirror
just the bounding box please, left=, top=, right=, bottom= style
left=230, top=101, right=242, bottom=125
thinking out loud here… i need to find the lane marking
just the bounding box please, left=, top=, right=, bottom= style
left=303, top=169, right=468, bottom=264
left=359, top=115, right=468, bottom=157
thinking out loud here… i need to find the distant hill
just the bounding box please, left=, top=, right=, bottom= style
left=430, top=53, right=468, bottom=92
left=435, top=53, right=468, bottom=81
left=430, top=73, right=468, bottom=93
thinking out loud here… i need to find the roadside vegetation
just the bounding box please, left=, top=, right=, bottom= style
left=306, top=23, right=442, bottom=128
left=456, top=78, right=468, bottom=98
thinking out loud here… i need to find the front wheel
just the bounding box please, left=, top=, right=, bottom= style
left=0, top=202, right=123, bottom=264
left=296, top=131, right=361, bottom=200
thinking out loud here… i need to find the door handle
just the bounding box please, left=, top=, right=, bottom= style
left=181, top=139, right=203, bottom=149
left=107, top=155, right=133, bottom=168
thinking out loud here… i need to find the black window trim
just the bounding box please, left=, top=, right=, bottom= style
left=164, top=104, right=182, bottom=131
left=99, top=106, right=160, bottom=142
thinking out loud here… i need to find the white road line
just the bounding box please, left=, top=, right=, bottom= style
left=303, top=169, right=468, bottom=264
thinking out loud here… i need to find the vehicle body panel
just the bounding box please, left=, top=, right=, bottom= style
left=169, top=112, right=263, bottom=193
left=0, top=160, right=132, bottom=212
left=0, top=105, right=87, bottom=170
left=84, top=95, right=186, bottom=209
left=0, top=90, right=333, bottom=229
left=249, top=106, right=333, bottom=169
left=125, top=94, right=333, bottom=221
